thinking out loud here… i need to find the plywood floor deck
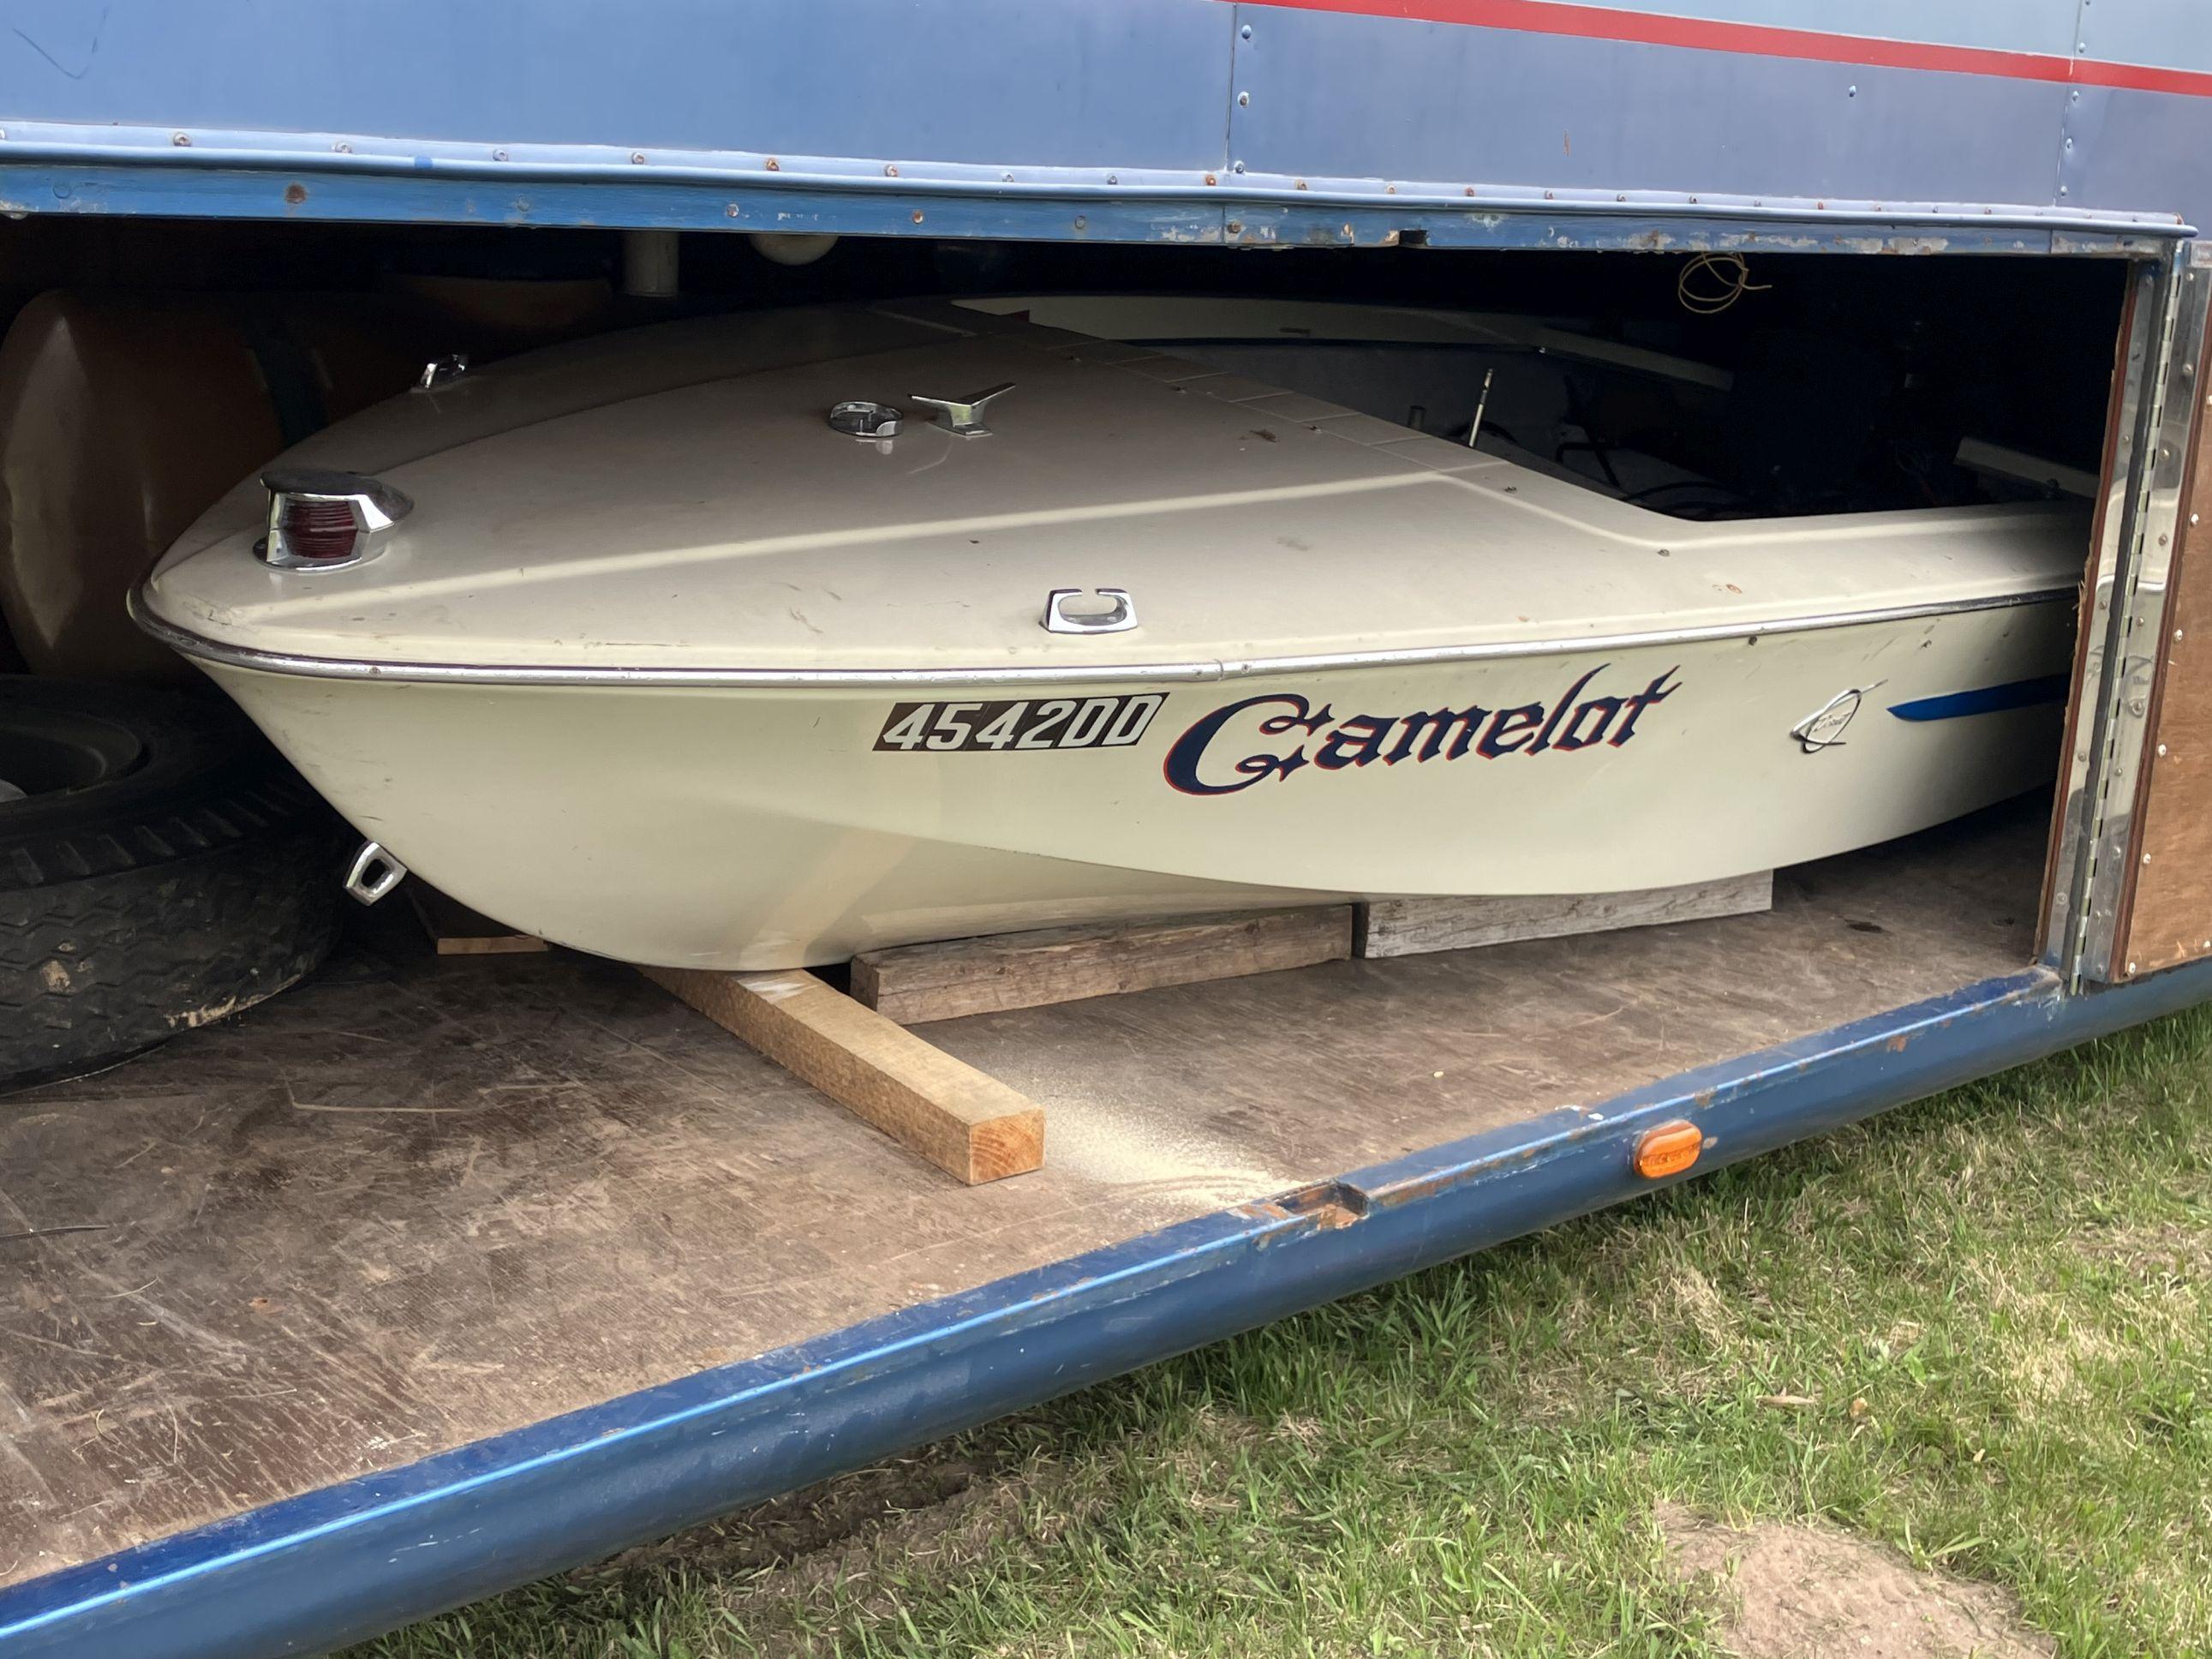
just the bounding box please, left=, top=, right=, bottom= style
left=0, top=802, right=2046, bottom=1588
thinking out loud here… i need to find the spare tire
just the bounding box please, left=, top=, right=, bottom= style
left=1, top=677, right=344, bottom=1092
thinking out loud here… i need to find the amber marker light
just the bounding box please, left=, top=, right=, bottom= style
left=1633, top=1120, right=1704, bottom=1180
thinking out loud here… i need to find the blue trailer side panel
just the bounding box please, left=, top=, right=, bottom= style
left=1229, top=13, right=2075, bottom=208
left=1385, top=0, right=2081, bottom=53
left=0, top=0, right=2203, bottom=234
left=2060, top=86, right=2212, bottom=224
left=2075, top=0, right=2212, bottom=75
left=5, top=959, right=2211, bottom=1659
left=0, top=0, right=1238, bottom=170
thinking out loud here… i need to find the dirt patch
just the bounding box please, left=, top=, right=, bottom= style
left=1660, top=1503, right=2054, bottom=1659
left=586, top=1434, right=1107, bottom=1656
left=732, top=1456, right=1106, bottom=1658
left=2077, top=1219, right=2211, bottom=1281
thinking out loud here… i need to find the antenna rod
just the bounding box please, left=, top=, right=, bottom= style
left=1466, top=368, right=1495, bottom=449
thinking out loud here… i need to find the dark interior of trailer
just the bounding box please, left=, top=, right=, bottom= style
left=0, top=221, right=2130, bottom=1577
left=0, top=217, right=2129, bottom=547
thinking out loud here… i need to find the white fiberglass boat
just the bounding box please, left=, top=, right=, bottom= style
left=136, top=299, right=2082, bottom=968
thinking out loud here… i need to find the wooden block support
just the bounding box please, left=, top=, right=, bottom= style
left=852, top=905, right=1356, bottom=1025
left=410, top=885, right=550, bottom=956
left=1356, top=871, right=1773, bottom=959
left=642, top=965, right=1043, bottom=1184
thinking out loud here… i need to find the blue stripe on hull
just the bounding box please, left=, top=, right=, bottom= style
left=1887, top=674, right=2071, bottom=722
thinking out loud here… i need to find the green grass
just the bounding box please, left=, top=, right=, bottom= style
left=363, top=1006, right=2212, bottom=1659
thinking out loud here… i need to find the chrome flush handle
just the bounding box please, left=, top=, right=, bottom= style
left=1043, top=588, right=1138, bottom=635
left=828, top=400, right=901, bottom=438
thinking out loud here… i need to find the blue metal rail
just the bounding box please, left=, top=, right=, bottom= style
left=6, top=955, right=2209, bottom=1659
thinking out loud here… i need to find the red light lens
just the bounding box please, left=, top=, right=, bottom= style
left=280, top=498, right=360, bottom=562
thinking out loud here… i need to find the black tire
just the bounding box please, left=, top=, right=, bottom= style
left=1, top=677, right=344, bottom=1093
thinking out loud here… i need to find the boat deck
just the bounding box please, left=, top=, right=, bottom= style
left=1, top=802, right=2047, bottom=1620
left=147, top=299, right=2086, bottom=678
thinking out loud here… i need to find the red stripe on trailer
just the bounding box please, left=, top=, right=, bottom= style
left=1239, top=0, right=2212, bottom=99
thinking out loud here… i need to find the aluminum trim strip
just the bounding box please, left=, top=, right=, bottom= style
left=131, top=584, right=2077, bottom=691
left=2046, top=261, right=2163, bottom=975
left=2082, top=249, right=2212, bottom=980
left=0, top=127, right=2193, bottom=237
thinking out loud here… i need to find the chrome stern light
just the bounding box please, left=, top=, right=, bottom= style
left=257, top=466, right=413, bottom=571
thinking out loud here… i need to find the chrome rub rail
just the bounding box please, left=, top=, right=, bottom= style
left=131, top=584, right=2077, bottom=692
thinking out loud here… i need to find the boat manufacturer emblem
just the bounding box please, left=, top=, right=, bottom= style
left=1791, top=686, right=1878, bottom=752
left=1164, top=667, right=1681, bottom=796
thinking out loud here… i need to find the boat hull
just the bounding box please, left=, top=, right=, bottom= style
left=195, top=596, right=2072, bottom=968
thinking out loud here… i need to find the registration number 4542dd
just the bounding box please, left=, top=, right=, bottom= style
left=875, top=693, right=1167, bottom=753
